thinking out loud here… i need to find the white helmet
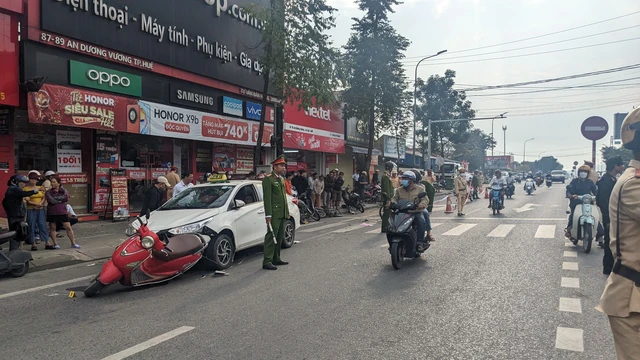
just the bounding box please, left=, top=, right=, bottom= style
left=45, top=170, right=56, bottom=177
left=28, top=170, right=42, bottom=177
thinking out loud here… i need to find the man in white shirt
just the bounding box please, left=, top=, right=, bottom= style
left=172, top=172, right=194, bottom=198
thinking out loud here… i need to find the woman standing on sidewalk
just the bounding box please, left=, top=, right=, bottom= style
left=25, top=171, right=49, bottom=251
left=46, top=176, right=79, bottom=249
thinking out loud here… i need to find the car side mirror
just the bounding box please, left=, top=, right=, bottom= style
left=233, top=200, right=246, bottom=209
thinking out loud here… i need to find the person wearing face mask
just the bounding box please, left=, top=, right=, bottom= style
left=454, top=168, right=469, bottom=216
left=565, top=165, right=598, bottom=238
left=596, top=155, right=626, bottom=275
left=391, top=171, right=429, bottom=254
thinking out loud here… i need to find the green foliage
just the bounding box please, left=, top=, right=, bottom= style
left=451, top=129, right=493, bottom=170
left=533, top=156, right=563, bottom=173
left=415, top=70, right=476, bottom=157
left=601, top=145, right=633, bottom=163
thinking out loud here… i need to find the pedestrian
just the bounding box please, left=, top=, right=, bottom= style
left=597, top=108, right=640, bottom=359
left=478, top=171, right=485, bottom=194
left=372, top=169, right=380, bottom=185
left=380, top=162, right=395, bottom=233
left=261, top=155, right=290, bottom=271
left=141, top=176, right=170, bottom=216
left=333, top=172, right=345, bottom=210
left=2, top=175, right=38, bottom=251
left=454, top=168, right=469, bottom=216
left=172, top=172, right=193, bottom=198
left=165, top=166, right=180, bottom=198
left=584, top=160, right=600, bottom=184
left=425, top=169, right=436, bottom=184
left=56, top=203, right=78, bottom=234
left=312, top=174, right=324, bottom=208
left=472, top=171, right=480, bottom=199
left=284, top=171, right=293, bottom=196
left=25, top=171, right=49, bottom=251
left=390, top=170, right=399, bottom=188
left=46, top=176, right=79, bottom=249
left=257, top=170, right=266, bottom=180
left=596, top=155, right=625, bottom=275
left=293, top=170, right=309, bottom=195
left=357, top=170, right=368, bottom=200
left=323, top=171, right=335, bottom=208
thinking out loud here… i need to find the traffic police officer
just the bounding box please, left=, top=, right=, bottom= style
left=454, top=168, right=468, bottom=216
left=597, top=108, right=640, bottom=358
left=381, top=161, right=395, bottom=233
left=261, top=155, right=290, bottom=270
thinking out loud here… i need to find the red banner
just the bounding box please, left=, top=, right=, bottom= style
left=59, top=173, right=89, bottom=185
left=202, top=116, right=250, bottom=142
left=94, top=164, right=118, bottom=211
left=284, top=131, right=345, bottom=154
left=27, top=84, right=133, bottom=132
left=0, top=13, right=19, bottom=107
left=283, top=97, right=345, bottom=153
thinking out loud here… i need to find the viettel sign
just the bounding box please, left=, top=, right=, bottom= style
left=69, top=60, right=142, bottom=97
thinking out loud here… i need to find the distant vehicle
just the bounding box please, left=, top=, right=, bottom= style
left=441, top=162, right=461, bottom=181
left=550, top=170, right=566, bottom=183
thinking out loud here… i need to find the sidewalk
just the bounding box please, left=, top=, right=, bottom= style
left=27, top=220, right=131, bottom=272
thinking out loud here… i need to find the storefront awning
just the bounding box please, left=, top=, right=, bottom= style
left=351, top=146, right=381, bottom=156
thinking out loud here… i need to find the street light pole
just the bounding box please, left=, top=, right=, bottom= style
left=412, top=49, right=447, bottom=167
left=523, top=138, right=535, bottom=164
left=502, top=125, right=507, bottom=157
left=491, top=112, right=508, bottom=157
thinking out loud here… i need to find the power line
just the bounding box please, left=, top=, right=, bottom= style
left=402, top=37, right=640, bottom=67
left=475, top=95, right=640, bottom=111
left=403, top=10, right=640, bottom=60
left=401, top=24, right=640, bottom=63
left=467, top=76, right=640, bottom=96
left=471, top=85, right=639, bottom=102
left=504, top=98, right=640, bottom=116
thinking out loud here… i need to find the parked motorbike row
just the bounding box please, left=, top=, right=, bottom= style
left=293, top=186, right=366, bottom=223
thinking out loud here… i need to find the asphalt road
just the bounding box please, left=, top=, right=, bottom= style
left=0, top=183, right=617, bottom=359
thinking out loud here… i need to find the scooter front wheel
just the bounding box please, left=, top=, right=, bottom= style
left=582, top=224, right=593, bottom=253
left=391, top=242, right=404, bottom=270
left=84, top=277, right=106, bottom=298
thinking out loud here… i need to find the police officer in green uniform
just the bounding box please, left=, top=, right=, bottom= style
left=381, top=161, right=395, bottom=233
left=262, top=155, right=290, bottom=270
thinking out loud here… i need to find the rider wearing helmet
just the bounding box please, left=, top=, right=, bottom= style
left=565, top=164, right=598, bottom=237
left=2, top=175, right=39, bottom=251
left=597, top=108, right=640, bottom=359
left=381, top=161, right=396, bottom=233
left=391, top=171, right=429, bottom=255
left=488, top=169, right=507, bottom=209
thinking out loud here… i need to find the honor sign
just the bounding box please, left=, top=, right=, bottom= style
left=69, top=60, right=142, bottom=97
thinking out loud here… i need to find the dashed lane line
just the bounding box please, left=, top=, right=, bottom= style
left=555, top=327, right=584, bottom=352
left=562, top=262, right=579, bottom=271
left=561, top=277, right=580, bottom=288
left=442, top=224, right=477, bottom=236
left=0, top=275, right=95, bottom=300
left=534, top=225, right=556, bottom=238
left=563, top=251, right=578, bottom=258
left=101, top=326, right=195, bottom=360
left=486, top=224, right=515, bottom=238
left=559, top=298, right=582, bottom=314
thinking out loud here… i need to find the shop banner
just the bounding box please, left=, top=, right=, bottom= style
left=213, top=145, right=236, bottom=173
left=383, top=135, right=406, bottom=160
left=28, top=84, right=132, bottom=132
left=222, top=96, right=243, bottom=117
left=245, top=101, right=275, bottom=122
left=56, top=129, right=83, bottom=173
left=94, top=164, right=118, bottom=211
left=325, top=154, right=338, bottom=165
left=95, top=133, right=118, bottom=164
left=283, top=98, right=345, bottom=153
left=0, top=13, right=19, bottom=107
left=110, top=169, right=130, bottom=220
left=59, top=173, right=90, bottom=185
left=135, top=100, right=273, bottom=147
left=346, top=117, right=369, bottom=146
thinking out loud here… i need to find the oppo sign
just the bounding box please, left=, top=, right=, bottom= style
left=69, top=60, right=142, bottom=97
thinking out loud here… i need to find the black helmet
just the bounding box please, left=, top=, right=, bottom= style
left=410, top=169, right=422, bottom=181
left=384, top=161, right=396, bottom=172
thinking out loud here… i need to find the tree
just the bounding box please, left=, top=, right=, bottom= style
left=390, top=91, right=413, bottom=161
left=342, top=0, right=410, bottom=172
left=601, top=145, right=633, bottom=163
left=415, top=70, right=476, bottom=158
left=451, top=128, right=493, bottom=170
left=250, top=0, right=343, bottom=168
left=533, top=156, right=563, bottom=173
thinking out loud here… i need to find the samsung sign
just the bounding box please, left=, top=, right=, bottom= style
left=222, top=96, right=243, bottom=117
left=245, top=101, right=262, bottom=120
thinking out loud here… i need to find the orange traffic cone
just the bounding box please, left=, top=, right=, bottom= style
left=484, top=188, right=489, bottom=199
left=445, top=195, right=454, bottom=214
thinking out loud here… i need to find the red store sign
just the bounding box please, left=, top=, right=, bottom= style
left=283, top=98, right=345, bottom=153
left=0, top=13, right=20, bottom=107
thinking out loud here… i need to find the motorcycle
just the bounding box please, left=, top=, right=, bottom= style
left=387, top=192, right=429, bottom=270
left=505, top=182, right=515, bottom=199
left=364, top=184, right=381, bottom=204
left=490, top=185, right=504, bottom=215
left=535, top=176, right=544, bottom=187
left=568, top=194, right=600, bottom=253
left=342, top=186, right=365, bottom=214
left=84, top=212, right=209, bottom=297
left=295, top=189, right=321, bottom=222
left=546, top=178, right=553, bottom=188
left=0, top=222, right=31, bottom=278
left=524, top=178, right=535, bottom=195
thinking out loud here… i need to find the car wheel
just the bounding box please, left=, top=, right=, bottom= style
left=282, top=219, right=295, bottom=249
left=204, top=234, right=235, bottom=270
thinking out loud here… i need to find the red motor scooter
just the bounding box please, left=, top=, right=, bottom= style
left=84, top=212, right=209, bottom=297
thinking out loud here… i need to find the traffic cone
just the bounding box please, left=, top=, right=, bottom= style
left=445, top=196, right=454, bottom=214
left=484, top=188, right=489, bottom=199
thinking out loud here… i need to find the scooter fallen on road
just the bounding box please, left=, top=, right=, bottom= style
left=0, top=222, right=31, bottom=278
left=387, top=192, right=429, bottom=270
left=84, top=212, right=209, bottom=297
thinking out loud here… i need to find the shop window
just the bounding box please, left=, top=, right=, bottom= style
left=15, top=128, right=56, bottom=173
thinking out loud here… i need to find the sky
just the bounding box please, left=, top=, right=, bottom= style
left=325, top=0, right=640, bottom=170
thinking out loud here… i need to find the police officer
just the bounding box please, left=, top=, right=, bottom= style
left=380, top=161, right=395, bottom=233
left=454, top=168, right=468, bottom=216
left=597, top=108, right=640, bottom=358
left=596, top=155, right=625, bottom=275
left=261, top=155, right=290, bottom=270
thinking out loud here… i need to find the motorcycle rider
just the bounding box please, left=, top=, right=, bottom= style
left=472, top=171, right=481, bottom=200
left=564, top=165, right=598, bottom=238
left=413, top=169, right=436, bottom=243
left=2, top=175, right=39, bottom=251
left=381, top=161, right=395, bottom=233
left=596, top=155, right=625, bottom=274
left=525, top=172, right=536, bottom=191
left=391, top=171, right=429, bottom=254
left=488, top=170, right=507, bottom=209
left=505, top=172, right=515, bottom=197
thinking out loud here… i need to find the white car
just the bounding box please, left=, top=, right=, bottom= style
left=135, top=180, right=300, bottom=270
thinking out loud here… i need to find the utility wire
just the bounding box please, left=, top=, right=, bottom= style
left=467, top=76, right=640, bottom=96
left=403, top=10, right=640, bottom=60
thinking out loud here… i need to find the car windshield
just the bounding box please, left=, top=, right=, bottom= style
left=159, top=185, right=236, bottom=210
left=551, top=170, right=563, bottom=174
left=442, top=164, right=456, bottom=172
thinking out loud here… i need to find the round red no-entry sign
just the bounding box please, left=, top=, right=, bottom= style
left=581, top=116, right=609, bottom=141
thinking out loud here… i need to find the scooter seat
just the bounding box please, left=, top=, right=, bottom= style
left=0, top=231, right=16, bottom=244
left=153, top=234, right=204, bottom=261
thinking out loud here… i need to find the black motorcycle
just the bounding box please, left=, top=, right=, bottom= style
left=294, top=188, right=320, bottom=222
left=0, top=222, right=32, bottom=277
left=342, top=187, right=365, bottom=214
left=387, top=192, right=429, bottom=270
left=505, top=182, right=515, bottom=199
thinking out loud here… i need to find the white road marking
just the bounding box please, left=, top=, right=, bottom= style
left=366, top=229, right=381, bottom=234
left=559, top=298, right=582, bottom=313
left=564, top=242, right=574, bottom=247
left=563, top=262, right=579, bottom=271
left=431, top=223, right=442, bottom=228
left=0, top=275, right=95, bottom=300
left=555, top=327, right=584, bottom=352
left=431, top=217, right=566, bottom=221
left=487, top=224, right=515, bottom=238
left=331, top=224, right=366, bottom=234
left=561, top=277, right=580, bottom=288
left=101, top=326, right=195, bottom=360
left=563, top=251, right=578, bottom=258
left=442, top=224, right=477, bottom=236
left=534, top=225, right=556, bottom=238
left=299, top=222, right=347, bottom=232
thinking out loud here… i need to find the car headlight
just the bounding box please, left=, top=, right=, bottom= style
left=168, top=217, right=214, bottom=235
left=397, top=218, right=413, bottom=233
left=141, top=236, right=155, bottom=249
